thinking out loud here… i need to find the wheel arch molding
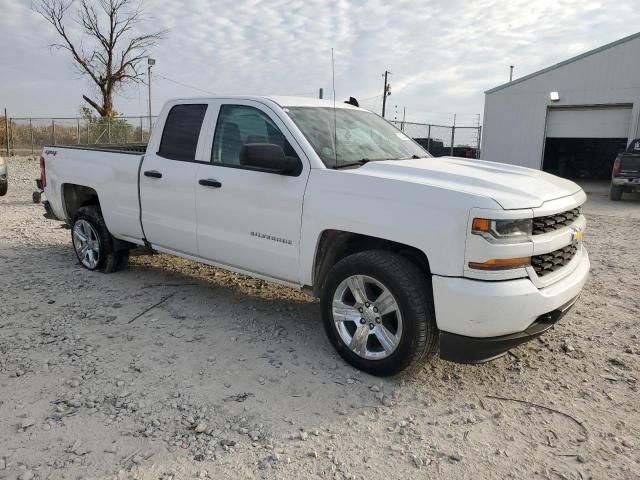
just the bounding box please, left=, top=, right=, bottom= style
left=62, top=183, right=101, bottom=221
left=309, top=229, right=432, bottom=297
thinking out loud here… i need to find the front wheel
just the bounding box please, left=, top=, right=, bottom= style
left=320, top=250, right=437, bottom=376
left=71, top=205, right=129, bottom=273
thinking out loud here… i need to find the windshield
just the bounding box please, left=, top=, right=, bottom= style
left=285, top=107, right=430, bottom=168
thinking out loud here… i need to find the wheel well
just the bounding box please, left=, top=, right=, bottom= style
left=311, top=230, right=431, bottom=297
left=62, top=184, right=99, bottom=221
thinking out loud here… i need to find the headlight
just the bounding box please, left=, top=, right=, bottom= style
left=471, top=218, right=532, bottom=243
left=0, top=156, right=5, bottom=165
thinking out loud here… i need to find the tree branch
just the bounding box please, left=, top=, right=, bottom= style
left=34, top=0, right=167, bottom=117
left=82, top=95, right=105, bottom=116
left=35, top=0, right=103, bottom=88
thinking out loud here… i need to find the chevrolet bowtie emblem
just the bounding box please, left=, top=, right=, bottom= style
left=572, top=228, right=583, bottom=242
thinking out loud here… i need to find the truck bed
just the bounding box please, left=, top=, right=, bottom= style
left=41, top=143, right=145, bottom=244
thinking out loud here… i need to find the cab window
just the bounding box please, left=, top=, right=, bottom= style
left=211, top=105, right=299, bottom=168
left=158, top=104, right=208, bottom=161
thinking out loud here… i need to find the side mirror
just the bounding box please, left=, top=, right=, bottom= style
left=239, top=144, right=298, bottom=174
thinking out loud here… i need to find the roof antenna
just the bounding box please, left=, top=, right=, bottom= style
left=332, top=48, right=338, bottom=169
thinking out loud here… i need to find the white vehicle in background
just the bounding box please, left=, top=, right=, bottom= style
left=0, top=156, right=7, bottom=196
left=38, top=96, right=589, bottom=375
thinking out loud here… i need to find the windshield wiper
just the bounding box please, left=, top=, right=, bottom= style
left=334, top=158, right=376, bottom=169
left=334, top=155, right=426, bottom=169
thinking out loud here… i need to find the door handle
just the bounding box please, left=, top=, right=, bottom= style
left=144, top=170, right=162, bottom=178
left=198, top=178, right=222, bottom=188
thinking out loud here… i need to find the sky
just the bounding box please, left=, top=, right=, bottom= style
left=1, top=0, right=640, bottom=126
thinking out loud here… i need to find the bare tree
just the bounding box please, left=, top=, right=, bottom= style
left=34, top=0, right=167, bottom=117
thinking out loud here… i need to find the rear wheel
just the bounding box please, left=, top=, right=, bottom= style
left=610, top=184, right=624, bottom=201
left=71, top=205, right=129, bottom=273
left=321, top=250, right=437, bottom=376
left=0, top=181, right=7, bottom=196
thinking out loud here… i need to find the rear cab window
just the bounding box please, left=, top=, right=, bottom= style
left=158, top=104, right=208, bottom=161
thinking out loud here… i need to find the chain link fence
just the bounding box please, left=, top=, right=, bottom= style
left=390, top=120, right=482, bottom=158
left=1, top=116, right=158, bottom=157
left=1, top=115, right=481, bottom=159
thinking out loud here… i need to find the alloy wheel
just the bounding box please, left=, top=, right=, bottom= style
left=332, top=275, right=403, bottom=360
left=72, top=219, right=101, bottom=269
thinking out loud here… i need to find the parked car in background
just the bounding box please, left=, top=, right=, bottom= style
left=611, top=138, right=640, bottom=200
left=0, top=156, right=7, bottom=196
left=38, top=96, right=589, bottom=375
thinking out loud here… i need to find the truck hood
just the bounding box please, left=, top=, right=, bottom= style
left=355, top=157, right=583, bottom=210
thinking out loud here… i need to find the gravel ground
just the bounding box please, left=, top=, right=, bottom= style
left=0, top=156, right=639, bottom=480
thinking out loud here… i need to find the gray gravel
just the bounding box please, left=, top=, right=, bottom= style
left=0, top=156, right=639, bottom=479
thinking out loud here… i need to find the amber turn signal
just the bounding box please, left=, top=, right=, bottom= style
left=468, top=257, right=531, bottom=270
left=471, top=218, right=490, bottom=233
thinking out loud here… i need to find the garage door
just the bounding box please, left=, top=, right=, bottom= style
left=546, top=106, right=632, bottom=138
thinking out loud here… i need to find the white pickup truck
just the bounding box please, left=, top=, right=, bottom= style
left=39, top=96, right=590, bottom=375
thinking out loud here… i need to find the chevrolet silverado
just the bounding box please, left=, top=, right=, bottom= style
left=38, top=96, right=590, bottom=375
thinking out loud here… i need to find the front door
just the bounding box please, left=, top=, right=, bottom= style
left=195, top=101, right=310, bottom=283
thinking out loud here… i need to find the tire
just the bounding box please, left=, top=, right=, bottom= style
left=610, top=184, right=624, bottom=201
left=71, top=205, right=129, bottom=273
left=115, top=250, right=130, bottom=270
left=0, top=182, right=7, bottom=197
left=320, top=250, right=437, bottom=376
left=32, top=191, right=41, bottom=203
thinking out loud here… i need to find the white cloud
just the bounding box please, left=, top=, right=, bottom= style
left=1, top=0, right=639, bottom=124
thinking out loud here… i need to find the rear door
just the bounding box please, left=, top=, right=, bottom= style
left=139, top=102, right=208, bottom=255
left=195, top=100, right=310, bottom=284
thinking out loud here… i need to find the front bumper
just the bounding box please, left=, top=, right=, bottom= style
left=433, top=248, right=589, bottom=362
left=440, top=297, right=577, bottom=363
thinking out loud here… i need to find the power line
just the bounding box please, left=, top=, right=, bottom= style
left=282, top=91, right=320, bottom=97
left=155, top=74, right=217, bottom=95
left=145, top=75, right=320, bottom=99
left=359, top=93, right=383, bottom=102
left=420, top=111, right=482, bottom=118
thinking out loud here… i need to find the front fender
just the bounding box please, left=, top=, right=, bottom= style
left=299, top=169, right=498, bottom=287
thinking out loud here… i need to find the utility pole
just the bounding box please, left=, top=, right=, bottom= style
left=4, top=108, right=9, bottom=156
left=450, top=113, right=456, bottom=157
left=401, top=107, right=406, bottom=131
left=148, top=58, right=156, bottom=132
left=381, top=70, right=391, bottom=118
left=509, top=65, right=514, bottom=82
left=319, top=88, right=323, bottom=99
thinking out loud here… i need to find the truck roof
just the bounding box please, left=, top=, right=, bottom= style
left=167, top=95, right=363, bottom=110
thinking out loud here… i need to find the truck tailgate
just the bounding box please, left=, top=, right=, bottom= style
left=619, top=153, right=640, bottom=177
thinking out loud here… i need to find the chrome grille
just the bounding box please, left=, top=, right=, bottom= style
left=532, top=208, right=581, bottom=235
left=531, top=242, right=578, bottom=277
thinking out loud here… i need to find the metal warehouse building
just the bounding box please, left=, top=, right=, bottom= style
left=481, top=32, right=640, bottom=180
